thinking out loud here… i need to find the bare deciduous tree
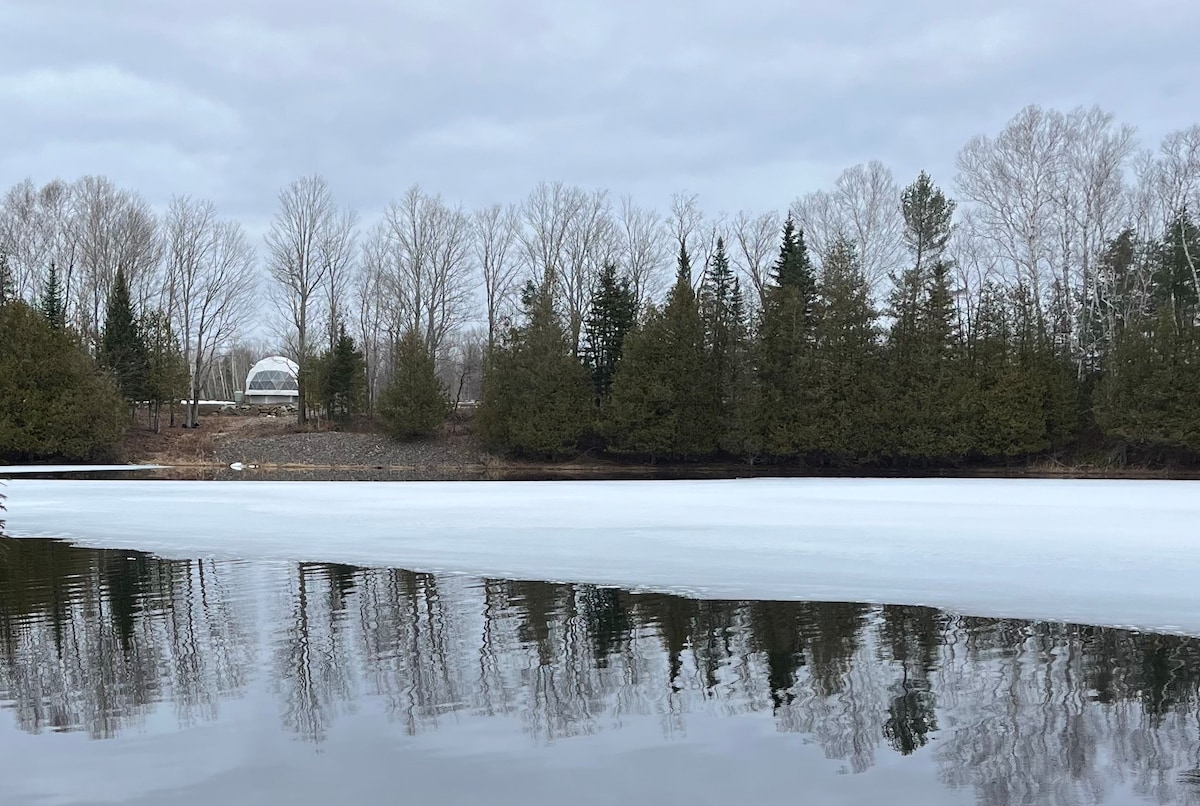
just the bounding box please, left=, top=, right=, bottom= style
left=354, top=224, right=391, bottom=413
left=517, top=181, right=617, bottom=352
left=616, top=196, right=669, bottom=310
left=519, top=180, right=582, bottom=292
left=731, top=208, right=782, bottom=307
left=69, top=176, right=161, bottom=347
left=383, top=184, right=476, bottom=357
left=561, top=188, right=616, bottom=352
left=164, top=195, right=259, bottom=427
left=955, top=105, right=1069, bottom=303
left=473, top=202, right=521, bottom=349
left=265, top=174, right=355, bottom=424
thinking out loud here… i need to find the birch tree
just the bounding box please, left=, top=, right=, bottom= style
left=164, top=196, right=258, bottom=427
left=265, top=174, right=355, bottom=424
left=955, top=105, right=1069, bottom=304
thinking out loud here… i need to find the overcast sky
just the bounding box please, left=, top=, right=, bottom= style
left=2, top=0, right=1198, bottom=235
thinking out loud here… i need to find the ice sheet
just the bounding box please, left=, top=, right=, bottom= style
left=4, top=477, right=1198, bottom=635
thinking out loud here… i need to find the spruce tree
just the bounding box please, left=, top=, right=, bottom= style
left=701, top=237, right=754, bottom=456
left=581, top=262, right=638, bottom=403
left=100, top=267, right=150, bottom=414
left=476, top=281, right=592, bottom=458
left=607, top=245, right=718, bottom=460
left=756, top=217, right=821, bottom=459
left=379, top=329, right=450, bottom=439
left=771, top=215, right=818, bottom=321
left=317, top=323, right=367, bottom=421
left=40, top=261, right=65, bottom=330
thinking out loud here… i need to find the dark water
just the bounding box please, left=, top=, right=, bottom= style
left=2, top=539, right=1200, bottom=805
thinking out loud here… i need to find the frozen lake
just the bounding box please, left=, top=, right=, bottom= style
left=1, top=476, right=1199, bottom=804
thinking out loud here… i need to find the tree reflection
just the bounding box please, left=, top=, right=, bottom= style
left=0, top=539, right=251, bottom=739
left=271, top=562, right=358, bottom=743
left=4, top=539, right=1200, bottom=803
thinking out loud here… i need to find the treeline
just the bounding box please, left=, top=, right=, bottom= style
left=481, top=171, right=1196, bottom=466
left=1, top=103, right=1199, bottom=466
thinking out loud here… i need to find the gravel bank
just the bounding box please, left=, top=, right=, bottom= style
left=212, top=431, right=488, bottom=471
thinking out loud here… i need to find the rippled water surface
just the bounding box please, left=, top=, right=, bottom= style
left=2, top=537, right=1200, bottom=805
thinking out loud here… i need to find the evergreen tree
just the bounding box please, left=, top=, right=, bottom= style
left=1095, top=305, right=1200, bottom=460
left=965, top=282, right=1046, bottom=460
left=607, top=245, right=718, bottom=460
left=142, top=309, right=190, bottom=433
left=807, top=237, right=883, bottom=462
left=0, top=249, right=14, bottom=307
left=1012, top=284, right=1080, bottom=457
left=316, top=323, right=367, bottom=421
left=756, top=218, right=820, bottom=459
left=0, top=300, right=127, bottom=462
left=1153, top=208, right=1200, bottom=326
left=701, top=237, right=754, bottom=456
left=379, top=329, right=450, bottom=439
left=771, top=215, right=818, bottom=319
left=39, top=261, right=65, bottom=330
left=884, top=172, right=969, bottom=464
left=99, top=267, right=150, bottom=414
left=581, top=262, right=638, bottom=403
left=901, top=170, right=955, bottom=270
left=476, top=281, right=592, bottom=458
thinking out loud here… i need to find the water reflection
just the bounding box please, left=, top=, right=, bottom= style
left=2, top=537, right=1200, bottom=804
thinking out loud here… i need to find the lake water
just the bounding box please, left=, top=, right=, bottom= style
left=3, top=536, right=1200, bottom=805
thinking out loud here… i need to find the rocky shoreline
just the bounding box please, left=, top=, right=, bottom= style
left=212, top=431, right=488, bottom=471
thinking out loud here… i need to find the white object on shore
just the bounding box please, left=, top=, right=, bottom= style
left=4, top=477, right=1200, bottom=637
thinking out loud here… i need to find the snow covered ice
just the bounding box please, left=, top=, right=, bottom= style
left=4, top=476, right=1199, bottom=636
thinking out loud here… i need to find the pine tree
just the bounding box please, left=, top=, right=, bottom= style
left=901, top=171, right=955, bottom=271
left=581, top=262, right=638, bottom=403
left=0, top=249, right=14, bottom=307
left=100, top=267, right=150, bottom=414
left=607, top=245, right=718, bottom=460
left=476, top=281, right=592, bottom=457
left=379, top=329, right=450, bottom=439
left=39, top=261, right=65, bottom=330
left=884, top=173, right=969, bottom=464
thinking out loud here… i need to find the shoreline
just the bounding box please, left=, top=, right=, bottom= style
left=4, top=412, right=1197, bottom=481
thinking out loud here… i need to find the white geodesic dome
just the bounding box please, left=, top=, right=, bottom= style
left=244, top=356, right=300, bottom=405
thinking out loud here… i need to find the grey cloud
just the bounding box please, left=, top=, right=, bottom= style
left=1, top=0, right=1198, bottom=227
